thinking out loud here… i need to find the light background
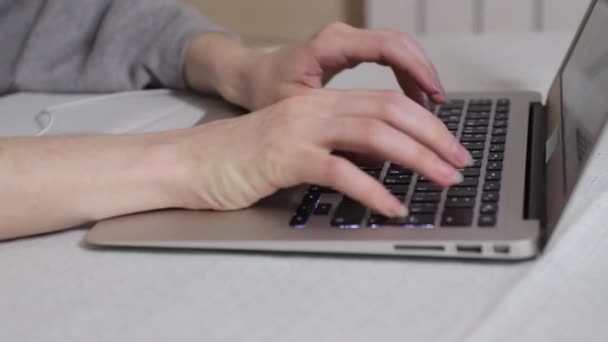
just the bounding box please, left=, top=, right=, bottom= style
left=183, top=0, right=591, bottom=45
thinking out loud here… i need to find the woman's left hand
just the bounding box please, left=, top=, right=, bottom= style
left=185, top=22, right=447, bottom=111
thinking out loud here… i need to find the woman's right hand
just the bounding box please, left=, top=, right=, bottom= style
left=174, top=89, right=472, bottom=218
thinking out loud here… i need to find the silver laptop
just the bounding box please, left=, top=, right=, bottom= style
left=86, top=0, right=608, bottom=260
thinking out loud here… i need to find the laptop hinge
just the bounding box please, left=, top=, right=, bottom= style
left=524, top=102, right=547, bottom=224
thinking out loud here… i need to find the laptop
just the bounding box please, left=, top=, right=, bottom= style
left=86, top=0, right=608, bottom=260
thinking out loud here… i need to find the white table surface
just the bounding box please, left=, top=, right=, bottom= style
left=4, top=33, right=608, bottom=342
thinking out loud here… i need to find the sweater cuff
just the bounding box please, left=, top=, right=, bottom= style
left=154, top=6, right=238, bottom=89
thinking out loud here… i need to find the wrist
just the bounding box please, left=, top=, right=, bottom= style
left=184, top=33, right=261, bottom=109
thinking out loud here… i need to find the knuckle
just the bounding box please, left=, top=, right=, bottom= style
left=322, top=21, right=351, bottom=35
left=376, top=29, right=400, bottom=49
left=361, top=119, right=385, bottom=146
left=311, top=21, right=351, bottom=45
left=379, top=90, right=407, bottom=117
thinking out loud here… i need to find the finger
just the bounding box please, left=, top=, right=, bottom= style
left=392, top=31, right=447, bottom=101
left=319, top=116, right=463, bottom=188
left=309, top=23, right=445, bottom=101
left=303, top=150, right=407, bottom=218
left=319, top=89, right=472, bottom=168
left=395, top=75, right=426, bottom=106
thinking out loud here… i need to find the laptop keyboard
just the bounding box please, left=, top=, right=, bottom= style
left=289, top=98, right=510, bottom=229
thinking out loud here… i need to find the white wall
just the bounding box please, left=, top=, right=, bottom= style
left=365, top=0, right=591, bottom=35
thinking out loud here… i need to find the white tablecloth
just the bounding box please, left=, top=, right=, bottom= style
left=3, top=33, right=608, bottom=342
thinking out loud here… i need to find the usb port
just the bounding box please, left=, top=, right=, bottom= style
left=493, top=245, right=510, bottom=254
left=456, top=245, right=483, bottom=254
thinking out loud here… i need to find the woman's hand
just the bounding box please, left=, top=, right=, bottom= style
left=185, top=22, right=446, bottom=110
left=174, top=90, right=470, bottom=218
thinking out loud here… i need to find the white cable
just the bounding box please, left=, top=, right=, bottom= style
left=34, top=89, right=172, bottom=136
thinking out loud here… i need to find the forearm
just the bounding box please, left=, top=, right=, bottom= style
left=0, top=132, right=188, bottom=240
left=184, top=33, right=262, bottom=109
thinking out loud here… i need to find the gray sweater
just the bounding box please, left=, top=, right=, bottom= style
left=0, top=0, right=224, bottom=94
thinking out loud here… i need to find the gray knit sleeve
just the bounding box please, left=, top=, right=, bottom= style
left=1, top=0, right=229, bottom=93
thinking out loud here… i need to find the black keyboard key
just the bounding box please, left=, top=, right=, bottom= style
left=462, top=127, right=488, bottom=134
left=461, top=168, right=481, bottom=177
left=468, top=106, right=492, bottom=113
left=469, top=99, right=492, bottom=105
left=359, top=164, right=384, bottom=171
left=415, top=183, right=443, bottom=192
left=482, top=192, right=499, bottom=202
left=331, top=197, right=366, bottom=227
left=369, top=214, right=435, bottom=227
left=493, top=120, right=508, bottom=128
left=405, top=214, right=435, bottom=226
left=289, top=214, right=309, bottom=227
left=464, top=119, right=490, bottom=127
left=309, top=185, right=337, bottom=193
left=409, top=203, right=439, bottom=214
left=462, top=142, right=485, bottom=151
left=364, top=169, right=382, bottom=179
left=448, top=187, right=477, bottom=197
left=301, top=192, right=321, bottom=206
left=485, top=171, right=502, bottom=181
left=384, top=175, right=412, bottom=185
left=471, top=150, right=484, bottom=159
left=484, top=181, right=501, bottom=191
left=488, top=152, right=504, bottom=161
left=460, top=134, right=487, bottom=142
left=385, top=184, right=409, bottom=195
left=296, top=201, right=317, bottom=216
left=497, top=98, right=510, bottom=106
left=445, top=196, right=476, bottom=208
left=466, top=112, right=491, bottom=119
left=416, top=176, right=430, bottom=183
left=456, top=177, right=479, bottom=187
left=448, top=99, right=465, bottom=105
left=447, top=122, right=460, bottom=130
left=490, top=144, right=505, bottom=152
left=491, top=136, right=506, bottom=144
left=313, top=203, right=332, bottom=216
left=480, top=203, right=498, bottom=214
left=442, top=208, right=474, bottom=226
left=487, top=161, right=503, bottom=171
left=386, top=166, right=412, bottom=176
left=492, top=127, right=507, bottom=136
left=368, top=214, right=388, bottom=226
left=446, top=115, right=462, bottom=123
left=495, top=113, right=509, bottom=120
left=290, top=192, right=321, bottom=226
left=411, top=192, right=442, bottom=203
left=478, top=215, right=497, bottom=227
left=495, top=105, right=510, bottom=113
left=470, top=158, right=483, bottom=168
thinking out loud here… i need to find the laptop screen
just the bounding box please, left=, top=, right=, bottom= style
left=561, top=0, right=608, bottom=193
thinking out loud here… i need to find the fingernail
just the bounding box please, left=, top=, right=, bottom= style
left=453, top=143, right=473, bottom=166
left=392, top=204, right=409, bottom=218
left=440, top=83, right=448, bottom=97
left=453, top=171, right=464, bottom=184
left=439, top=162, right=463, bottom=184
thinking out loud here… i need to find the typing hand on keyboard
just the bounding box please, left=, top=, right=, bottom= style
left=294, top=98, right=510, bottom=229
left=179, top=90, right=471, bottom=220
